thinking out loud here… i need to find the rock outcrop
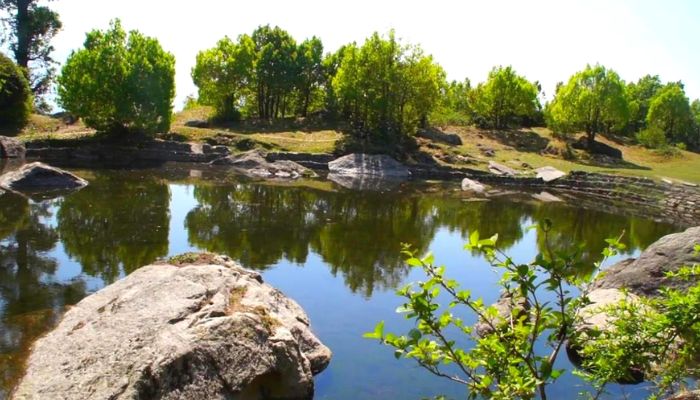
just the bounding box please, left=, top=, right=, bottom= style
left=461, top=178, right=486, bottom=193
left=535, top=166, right=566, bottom=182
left=475, top=292, right=530, bottom=337
left=212, top=150, right=317, bottom=179
left=14, top=253, right=331, bottom=400
left=328, top=154, right=410, bottom=178
left=0, top=162, right=87, bottom=194
left=0, top=136, right=25, bottom=159
left=417, top=129, right=463, bottom=146
left=592, top=226, right=700, bottom=296
left=488, top=161, right=517, bottom=176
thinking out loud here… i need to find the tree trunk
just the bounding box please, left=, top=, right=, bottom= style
left=14, top=0, right=31, bottom=70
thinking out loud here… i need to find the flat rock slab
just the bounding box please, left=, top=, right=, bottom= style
left=14, top=253, right=331, bottom=400
left=0, top=136, right=25, bottom=158
left=488, top=161, right=517, bottom=176
left=535, top=166, right=566, bottom=182
left=328, top=154, right=410, bottom=178
left=212, top=150, right=316, bottom=179
left=461, top=178, right=486, bottom=193
left=0, top=162, right=87, bottom=194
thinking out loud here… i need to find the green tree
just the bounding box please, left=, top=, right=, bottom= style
left=646, top=83, right=694, bottom=146
left=430, top=79, right=473, bottom=126
left=0, top=0, right=61, bottom=110
left=692, top=99, right=700, bottom=148
left=192, top=35, right=255, bottom=121
left=471, top=66, right=540, bottom=129
left=57, top=19, right=175, bottom=135
left=295, top=36, right=324, bottom=117
left=251, top=25, right=298, bottom=119
left=332, top=31, right=445, bottom=139
left=547, top=64, right=629, bottom=147
left=0, top=52, right=32, bottom=132
left=626, top=74, right=663, bottom=133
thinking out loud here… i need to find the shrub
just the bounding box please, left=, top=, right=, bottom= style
left=0, top=53, right=32, bottom=133
left=637, top=125, right=667, bottom=149
left=57, top=19, right=175, bottom=136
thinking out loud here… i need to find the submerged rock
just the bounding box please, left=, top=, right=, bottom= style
left=212, top=150, right=316, bottom=179
left=328, top=154, right=410, bottom=178
left=0, top=136, right=25, bottom=159
left=0, top=162, right=87, bottom=196
left=531, top=191, right=563, bottom=202
left=14, top=253, right=331, bottom=400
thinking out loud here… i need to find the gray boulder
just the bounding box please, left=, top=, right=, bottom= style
left=461, top=178, right=486, bottom=193
left=475, top=291, right=530, bottom=337
left=212, top=150, right=316, bottom=179
left=488, top=161, right=517, bottom=176
left=14, top=253, right=331, bottom=400
left=535, top=166, right=566, bottom=182
left=0, top=136, right=25, bottom=158
left=417, top=129, right=463, bottom=146
left=328, top=154, right=410, bottom=178
left=184, top=119, right=209, bottom=128
left=592, top=226, right=700, bottom=296
left=0, top=162, right=87, bottom=193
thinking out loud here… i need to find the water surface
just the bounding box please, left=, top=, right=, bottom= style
left=0, top=164, right=681, bottom=399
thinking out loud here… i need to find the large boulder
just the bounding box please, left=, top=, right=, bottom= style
left=212, top=150, right=316, bottom=179
left=0, top=136, right=25, bottom=158
left=488, top=161, right=517, bottom=176
left=475, top=291, right=530, bottom=337
left=328, top=154, right=410, bottom=178
left=572, top=137, right=623, bottom=159
left=0, top=162, right=87, bottom=193
left=592, top=226, right=700, bottom=296
left=417, top=129, right=463, bottom=146
left=535, top=166, right=566, bottom=182
left=14, top=253, right=331, bottom=400
left=461, top=178, right=486, bottom=193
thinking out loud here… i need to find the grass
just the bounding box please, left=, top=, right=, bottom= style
left=12, top=109, right=700, bottom=184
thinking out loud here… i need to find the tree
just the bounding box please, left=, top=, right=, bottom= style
left=626, top=74, right=663, bottom=133
left=57, top=19, right=175, bottom=135
left=251, top=25, right=298, bottom=120
left=471, top=66, right=540, bottom=129
left=692, top=99, right=700, bottom=148
left=0, top=0, right=61, bottom=110
left=0, top=52, right=32, bottom=131
left=547, top=64, right=629, bottom=147
left=646, top=83, right=693, bottom=146
left=295, top=36, right=324, bottom=117
left=332, top=31, right=445, bottom=139
left=192, top=35, right=255, bottom=121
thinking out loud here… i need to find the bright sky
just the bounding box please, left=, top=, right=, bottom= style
left=40, top=0, right=700, bottom=109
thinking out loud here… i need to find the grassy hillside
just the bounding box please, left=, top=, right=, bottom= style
left=13, top=108, right=700, bottom=184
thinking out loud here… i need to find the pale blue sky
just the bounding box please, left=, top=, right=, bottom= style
left=24, top=0, right=700, bottom=108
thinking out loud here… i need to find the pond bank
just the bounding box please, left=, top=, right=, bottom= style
left=16, top=138, right=700, bottom=226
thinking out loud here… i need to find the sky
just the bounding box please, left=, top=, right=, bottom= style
left=29, top=0, right=700, bottom=109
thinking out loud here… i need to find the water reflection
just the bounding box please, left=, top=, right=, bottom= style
left=56, top=171, right=171, bottom=283
left=0, top=193, right=85, bottom=395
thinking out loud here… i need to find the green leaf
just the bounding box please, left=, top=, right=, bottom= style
left=363, top=321, right=385, bottom=340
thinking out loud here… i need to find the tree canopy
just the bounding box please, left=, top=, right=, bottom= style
left=0, top=52, right=32, bottom=132
left=471, top=66, right=540, bottom=129
left=58, top=19, right=175, bottom=135
left=646, top=83, right=694, bottom=145
left=546, top=64, right=629, bottom=146
left=0, top=0, right=61, bottom=111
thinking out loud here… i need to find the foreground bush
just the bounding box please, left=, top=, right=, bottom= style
left=0, top=53, right=32, bottom=132
left=58, top=19, right=175, bottom=135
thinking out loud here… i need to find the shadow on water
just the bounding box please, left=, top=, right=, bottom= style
left=0, top=165, right=682, bottom=398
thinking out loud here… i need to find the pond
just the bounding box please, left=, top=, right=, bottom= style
left=0, top=163, right=682, bottom=399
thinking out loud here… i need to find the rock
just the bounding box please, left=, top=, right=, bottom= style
left=184, top=119, right=209, bottom=128
left=14, top=253, right=331, bottom=400
left=667, top=390, right=700, bottom=400
left=576, top=288, right=642, bottom=333
left=328, top=154, right=410, bottom=178
left=592, top=226, right=700, bottom=296
left=0, top=162, right=88, bottom=194
left=475, top=292, right=530, bottom=337
left=0, top=136, right=25, bottom=158
left=212, top=150, right=316, bottom=179
left=662, top=178, right=674, bottom=185
left=532, top=191, right=563, bottom=202
left=461, top=178, right=486, bottom=193
left=481, top=148, right=496, bottom=157
left=572, top=137, right=623, bottom=159
left=535, top=166, right=566, bottom=182
left=488, top=161, right=517, bottom=176
left=417, top=129, right=463, bottom=145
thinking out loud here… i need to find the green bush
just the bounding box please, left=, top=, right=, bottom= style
left=0, top=53, right=32, bottom=133
left=57, top=19, right=175, bottom=136
left=637, top=125, right=667, bottom=149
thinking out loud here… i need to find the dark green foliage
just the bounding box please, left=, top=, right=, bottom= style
left=57, top=19, right=175, bottom=135
left=471, top=66, right=540, bottom=130
left=0, top=52, right=32, bottom=132
left=0, top=0, right=62, bottom=111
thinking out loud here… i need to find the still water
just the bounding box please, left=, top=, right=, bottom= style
left=0, top=164, right=681, bottom=399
